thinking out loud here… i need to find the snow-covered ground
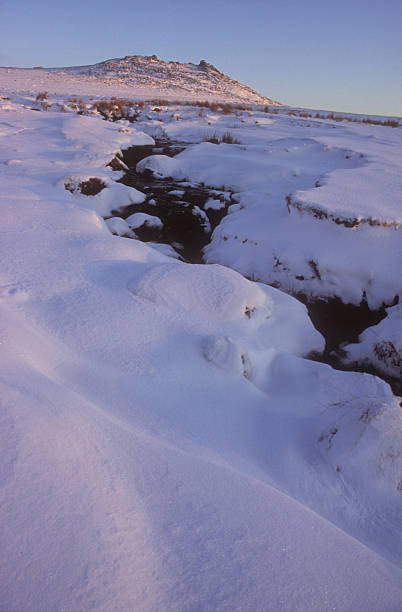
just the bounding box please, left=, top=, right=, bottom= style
left=136, top=108, right=402, bottom=309
left=1, top=78, right=402, bottom=611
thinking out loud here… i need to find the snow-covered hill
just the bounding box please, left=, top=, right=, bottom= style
left=0, top=54, right=280, bottom=104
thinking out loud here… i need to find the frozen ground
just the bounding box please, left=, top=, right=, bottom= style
left=1, top=78, right=402, bottom=611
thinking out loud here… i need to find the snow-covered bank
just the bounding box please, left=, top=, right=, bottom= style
left=1, top=94, right=402, bottom=610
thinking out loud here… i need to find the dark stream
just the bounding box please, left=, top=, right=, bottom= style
left=106, top=140, right=400, bottom=395
left=108, top=141, right=234, bottom=262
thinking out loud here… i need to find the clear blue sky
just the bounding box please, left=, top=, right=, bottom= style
left=1, top=0, right=401, bottom=116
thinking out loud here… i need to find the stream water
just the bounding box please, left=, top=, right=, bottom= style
left=109, top=141, right=233, bottom=262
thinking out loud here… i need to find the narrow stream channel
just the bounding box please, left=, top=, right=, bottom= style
left=110, top=141, right=233, bottom=262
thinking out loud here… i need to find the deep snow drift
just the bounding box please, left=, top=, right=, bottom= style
left=1, top=84, right=402, bottom=611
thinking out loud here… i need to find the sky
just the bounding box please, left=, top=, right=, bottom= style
left=0, top=0, right=401, bottom=116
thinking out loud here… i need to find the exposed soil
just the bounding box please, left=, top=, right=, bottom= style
left=65, top=176, right=106, bottom=196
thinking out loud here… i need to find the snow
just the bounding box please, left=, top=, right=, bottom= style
left=136, top=153, right=183, bottom=178
left=64, top=173, right=147, bottom=216
left=146, top=242, right=182, bottom=259
left=343, top=303, right=402, bottom=379
left=1, top=80, right=402, bottom=611
left=126, top=262, right=323, bottom=361
left=104, top=216, right=135, bottom=237
left=205, top=197, right=226, bottom=210
left=191, top=205, right=211, bottom=231
left=126, top=212, right=163, bottom=230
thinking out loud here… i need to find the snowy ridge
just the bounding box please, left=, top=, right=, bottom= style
left=0, top=55, right=280, bottom=104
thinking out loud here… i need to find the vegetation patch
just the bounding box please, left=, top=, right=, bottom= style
left=289, top=109, right=400, bottom=128
left=373, top=341, right=402, bottom=373
left=203, top=131, right=242, bottom=145
left=65, top=177, right=106, bottom=196
left=286, top=194, right=401, bottom=229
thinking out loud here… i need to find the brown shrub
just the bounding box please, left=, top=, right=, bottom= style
left=203, top=131, right=241, bottom=144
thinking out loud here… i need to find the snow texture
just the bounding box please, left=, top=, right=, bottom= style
left=104, top=216, right=136, bottom=237
left=136, top=153, right=183, bottom=178
left=126, top=212, right=164, bottom=230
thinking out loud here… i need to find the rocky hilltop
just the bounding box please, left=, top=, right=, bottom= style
left=34, top=54, right=281, bottom=104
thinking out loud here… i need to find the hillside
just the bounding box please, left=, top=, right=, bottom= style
left=0, top=55, right=281, bottom=104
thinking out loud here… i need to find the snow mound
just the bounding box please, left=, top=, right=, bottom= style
left=136, top=154, right=183, bottom=179
left=104, top=216, right=135, bottom=237
left=127, top=262, right=324, bottom=367
left=64, top=174, right=146, bottom=216
left=204, top=197, right=226, bottom=210
left=126, top=212, right=163, bottom=230
left=60, top=114, right=154, bottom=151
left=146, top=242, right=182, bottom=259
left=291, top=158, right=402, bottom=226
